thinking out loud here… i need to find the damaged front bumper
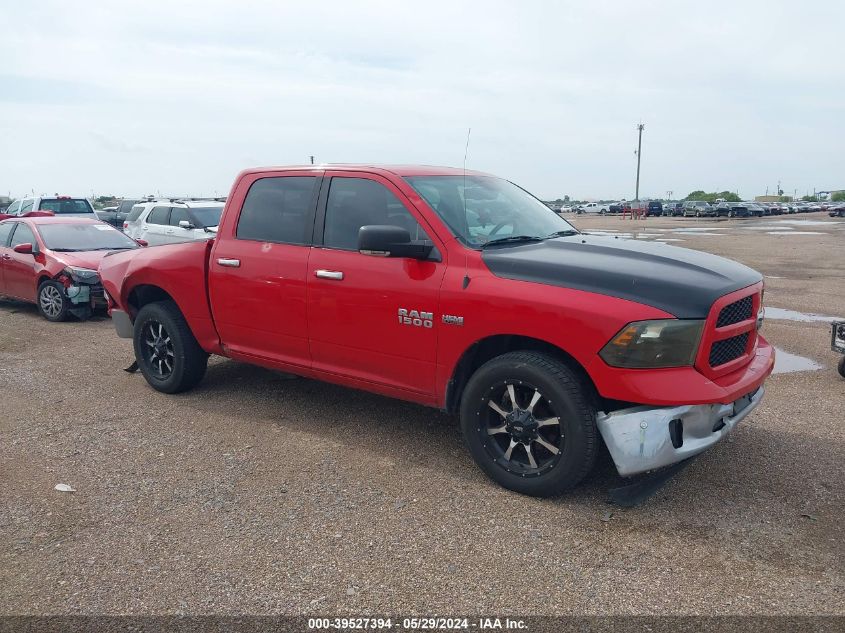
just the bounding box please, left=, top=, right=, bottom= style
left=61, top=278, right=106, bottom=319
left=596, top=387, right=765, bottom=477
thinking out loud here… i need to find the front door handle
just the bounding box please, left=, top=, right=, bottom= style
left=216, top=258, right=241, bottom=268
left=315, top=269, right=344, bottom=280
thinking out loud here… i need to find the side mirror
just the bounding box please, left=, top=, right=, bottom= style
left=358, top=225, right=433, bottom=260
left=178, top=220, right=195, bottom=230
left=13, top=243, right=34, bottom=255
left=136, top=239, right=148, bottom=247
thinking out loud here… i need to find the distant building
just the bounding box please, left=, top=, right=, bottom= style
left=755, top=195, right=786, bottom=203
left=0, top=196, right=10, bottom=212
left=818, top=189, right=844, bottom=200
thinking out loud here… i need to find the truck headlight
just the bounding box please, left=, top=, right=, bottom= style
left=63, top=266, right=100, bottom=283
left=600, top=319, right=704, bottom=368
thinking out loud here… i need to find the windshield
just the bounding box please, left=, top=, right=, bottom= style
left=189, top=205, right=224, bottom=228
left=38, top=223, right=140, bottom=251
left=405, top=176, right=577, bottom=247
left=38, top=198, right=95, bottom=214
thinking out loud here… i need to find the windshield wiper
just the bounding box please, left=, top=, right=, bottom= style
left=543, top=229, right=579, bottom=238
left=480, top=235, right=545, bottom=248
left=50, top=248, right=84, bottom=252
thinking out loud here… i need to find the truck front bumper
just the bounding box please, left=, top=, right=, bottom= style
left=596, top=387, right=765, bottom=477
left=111, top=309, right=134, bottom=338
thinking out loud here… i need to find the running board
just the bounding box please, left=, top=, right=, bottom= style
left=607, top=456, right=698, bottom=507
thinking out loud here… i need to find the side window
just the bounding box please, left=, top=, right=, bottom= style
left=324, top=178, right=429, bottom=251
left=126, top=205, right=146, bottom=222
left=147, top=206, right=171, bottom=225
left=19, top=199, right=34, bottom=214
left=7, top=201, right=21, bottom=215
left=10, top=223, right=35, bottom=247
left=236, top=176, right=317, bottom=244
left=0, top=222, right=14, bottom=246
left=170, top=207, right=190, bottom=226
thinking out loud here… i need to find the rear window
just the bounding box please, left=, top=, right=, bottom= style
left=38, top=223, right=139, bottom=252
left=117, top=199, right=140, bottom=214
left=188, top=205, right=223, bottom=228
left=147, top=206, right=171, bottom=225
left=236, top=177, right=318, bottom=244
left=38, top=198, right=94, bottom=214
left=126, top=205, right=147, bottom=222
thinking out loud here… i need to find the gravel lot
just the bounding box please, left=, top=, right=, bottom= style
left=1, top=213, right=843, bottom=616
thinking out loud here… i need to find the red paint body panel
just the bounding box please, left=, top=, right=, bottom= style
left=96, top=165, right=775, bottom=412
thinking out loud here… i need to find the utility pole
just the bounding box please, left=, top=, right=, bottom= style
left=666, top=190, right=673, bottom=202
left=310, top=155, right=315, bottom=165
left=634, top=123, right=644, bottom=202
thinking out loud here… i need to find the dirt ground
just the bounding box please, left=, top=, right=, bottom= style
left=1, top=212, right=843, bottom=616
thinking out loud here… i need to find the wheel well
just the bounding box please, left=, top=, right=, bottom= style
left=127, top=285, right=175, bottom=316
left=444, top=335, right=597, bottom=414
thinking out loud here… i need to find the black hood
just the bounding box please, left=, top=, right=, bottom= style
left=481, top=235, right=761, bottom=318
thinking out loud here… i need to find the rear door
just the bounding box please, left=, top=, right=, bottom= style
left=208, top=171, right=320, bottom=367
left=0, top=222, right=16, bottom=293
left=4, top=223, right=39, bottom=300
left=306, top=173, right=446, bottom=397
left=165, top=207, right=195, bottom=243
left=141, top=206, right=171, bottom=245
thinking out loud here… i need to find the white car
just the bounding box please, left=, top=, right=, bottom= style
left=579, top=202, right=612, bottom=215
left=123, top=199, right=224, bottom=246
left=5, top=195, right=97, bottom=218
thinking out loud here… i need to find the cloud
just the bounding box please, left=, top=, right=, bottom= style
left=0, top=0, right=843, bottom=199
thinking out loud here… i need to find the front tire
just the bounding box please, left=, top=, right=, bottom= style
left=838, top=356, right=845, bottom=379
left=460, top=351, right=599, bottom=497
left=37, top=280, right=70, bottom=322
left=133, top=301, right=208, bottom=394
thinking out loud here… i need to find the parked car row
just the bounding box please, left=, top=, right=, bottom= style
left=2, top=194, right=227, bottom=246
left=564, top=199, right=841, bottom=218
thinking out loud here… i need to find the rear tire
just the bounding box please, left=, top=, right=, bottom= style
left=133, top=301, right=208, bottom=394
left=838, top=356, right=845, bottom=379
left=459, top=351, right=599, bottom=497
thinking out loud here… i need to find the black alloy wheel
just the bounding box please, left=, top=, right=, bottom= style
left=479, top=381, right=563, bottom=476
left=140, top=320, right=175, bottom=379
left=460, top=351, right=599, bottom=497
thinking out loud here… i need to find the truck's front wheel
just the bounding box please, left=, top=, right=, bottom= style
left=460, top=351, right=599, bottom=497
left=133, top=301, right=208, bottom=394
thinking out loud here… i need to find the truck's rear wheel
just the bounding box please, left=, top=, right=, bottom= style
left=133, top=301, right=208, bottom=394
left=838, top=356, right=845, bottom=378
left=460, top=351, right=598, bottom=497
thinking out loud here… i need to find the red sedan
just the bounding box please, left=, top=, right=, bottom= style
left=0, top=214, right=143, bottom=321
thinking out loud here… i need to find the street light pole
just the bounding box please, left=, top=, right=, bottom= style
left=635, top=123, right=645, bottom=203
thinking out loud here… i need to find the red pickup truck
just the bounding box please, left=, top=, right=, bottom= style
left=98, top=165, right=774, bottom=496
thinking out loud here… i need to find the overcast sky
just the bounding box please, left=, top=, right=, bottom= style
left=1, top=0, right=843, bottom=201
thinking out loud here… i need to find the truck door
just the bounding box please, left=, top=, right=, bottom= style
left=208, top=172, right=321, bottom=369
left=307, top=173, right=446, bottom=398
left=142, top=206, right=172, bottom=245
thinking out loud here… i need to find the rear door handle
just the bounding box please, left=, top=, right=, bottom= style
left=216, top=258, right=241, bottom=268
left=315, top=269, right=344, bottom=280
